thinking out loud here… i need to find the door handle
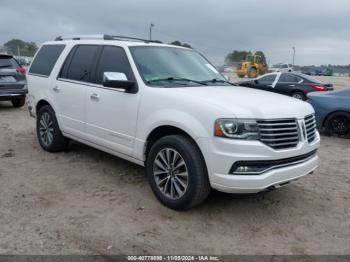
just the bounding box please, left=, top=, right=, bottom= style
left=90, top=93, right=100, bottom=100
left=289, top=85, right=295, bottom=87
left=53, top=86, right=61, bottom=92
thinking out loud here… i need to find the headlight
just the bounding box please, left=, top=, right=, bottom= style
left=214, top=119, right=259, bottom=140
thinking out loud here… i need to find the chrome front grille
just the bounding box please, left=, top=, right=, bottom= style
left=305, top=114, right=317, bottom=143
left=257, top=119, right=299, bottom=150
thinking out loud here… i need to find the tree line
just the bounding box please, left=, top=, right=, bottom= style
left=1, top=39, right=38, bottom=57
left=225, top=50, right=267, bottom=66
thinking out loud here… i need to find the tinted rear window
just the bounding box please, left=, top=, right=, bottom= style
left=0, top=57, right=18, bottom=68
left=300, top=74, right=323, bottom=84
left=29, top=45, right=65, bottom=77
left=64, top=45, right=98, bottom=82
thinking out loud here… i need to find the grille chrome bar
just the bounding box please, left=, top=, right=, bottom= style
left=304, top=114, right=317, bottom=143
left=259, top=127, right=298, bottom=132
left=260, top=131, right=299, bottom=137
left=261, top=136, right=299, bottom=142
left=257, top=119, right=299, bottom=150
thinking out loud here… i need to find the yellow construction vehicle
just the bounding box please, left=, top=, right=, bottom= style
left=236, top=55, right=267, bottom=78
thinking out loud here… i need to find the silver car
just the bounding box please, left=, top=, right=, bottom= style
left=0, top=54, right=27, bottom=107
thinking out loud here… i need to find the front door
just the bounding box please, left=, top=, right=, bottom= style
left=255, top=73, right=278, bottom=92
left=85, top=46, right=141, bottom=156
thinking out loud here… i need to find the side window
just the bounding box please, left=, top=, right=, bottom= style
left=29, top=45, right=65, bottom=77
left=279, top=74, right=301, bottom=83
left=94, top=46, right=134, bottom=84
left=64, top=45, right=98, bottom=82
left=258, top=75, right=276, bottom=85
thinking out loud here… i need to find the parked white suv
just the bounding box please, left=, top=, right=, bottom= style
left=27, top=35, right=320, bottom=210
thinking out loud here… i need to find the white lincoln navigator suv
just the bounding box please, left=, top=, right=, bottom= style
left=27, top=35, right=320, bottom=210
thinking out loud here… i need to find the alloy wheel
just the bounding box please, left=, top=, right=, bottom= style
left=39, top=112, right=54, bottom=146
left=331, top=116, right=350, bottom=136
left=153, top=148, right=189, bottom=199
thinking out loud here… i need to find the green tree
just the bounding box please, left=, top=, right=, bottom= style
left=3, top=39, right=38, bottom=57
left=170, top=41, right=192, bottom=49
left=225, top=50, right=252, bottom=65
left=254, top=51, right=267, bottom=65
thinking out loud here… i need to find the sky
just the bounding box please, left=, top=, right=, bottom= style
left=1, top=0, right=350, bottom=66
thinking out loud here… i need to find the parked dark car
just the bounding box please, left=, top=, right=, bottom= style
left=307, top=88, right=350, bottom=138
left=0, top=54, right=27, bottom=107
left=236, top=72, right=333, bottom=101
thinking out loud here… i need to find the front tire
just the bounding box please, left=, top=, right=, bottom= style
left=146, top=135, right=211, bottom=210
left=36, top=105, right=69, bottom=152
left=11, top=97, right=26, bottom=108
left=324, top=112, right=350, bottom=138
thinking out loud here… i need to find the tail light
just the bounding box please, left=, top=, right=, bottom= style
left=16, top=65, right=26, bottom=75
left=310, top=85, right=326, bottom=91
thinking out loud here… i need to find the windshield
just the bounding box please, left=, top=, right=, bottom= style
left=129, top=46, right=226, bottom=87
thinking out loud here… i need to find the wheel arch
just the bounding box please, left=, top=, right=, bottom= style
left=144, top=125, right=202, bottom=161
left=36, top=99, right=52, bottom=115
left=290, top=89, right=305, bottom=95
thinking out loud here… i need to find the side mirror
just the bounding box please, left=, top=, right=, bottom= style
left=254, top=79, right=259, bottom=84
left=102, top=72, right=136, bottom=92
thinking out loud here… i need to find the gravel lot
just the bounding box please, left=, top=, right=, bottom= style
left=0, top=76, right=349, bottom=255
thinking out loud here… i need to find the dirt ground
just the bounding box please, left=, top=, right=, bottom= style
left=0, top=76, right=349, bottom=255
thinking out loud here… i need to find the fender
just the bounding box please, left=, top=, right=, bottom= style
left=133, top=108, right=211, bottom=160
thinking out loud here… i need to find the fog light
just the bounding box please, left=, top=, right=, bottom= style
left=230, top=164, right=270, bottom=175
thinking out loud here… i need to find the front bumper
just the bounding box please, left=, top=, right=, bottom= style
left=196, top=133, right=320, bottom=193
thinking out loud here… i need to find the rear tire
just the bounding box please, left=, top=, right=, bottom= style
left=324, top=112, right=350, bottom=138
left=11, top=97, right=26, bottom=108
left=291, top=91, right=306, bottom=101
left=248, top=67, right=257, bottom=78
left=36, top=105, right=69, bottom=152
left=146, top=135, right=211, bottom=210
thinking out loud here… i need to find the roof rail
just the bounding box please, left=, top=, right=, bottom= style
left=54, top=34, right=162, bottom=43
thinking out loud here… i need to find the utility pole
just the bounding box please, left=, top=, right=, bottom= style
left=292, top=46, right=296, bottom=66
left=17, top=46, right=21, bottom=61
left=149, top=23, right=155, bottom=40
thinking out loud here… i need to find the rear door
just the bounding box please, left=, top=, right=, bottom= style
left=85, top=45, right=140, bottom=156
left=56, top=45, right=99, bottom=137
left=275, top=73, right=303, bottom=95
left=0, top=56, right=25, bottom=90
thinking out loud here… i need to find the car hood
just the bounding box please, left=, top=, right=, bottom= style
left=174, top=85, right=314, bottom=119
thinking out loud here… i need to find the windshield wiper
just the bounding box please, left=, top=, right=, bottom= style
left=201, top=78, right=236, bottom=86
left=146, top=77, right=207, bottom=86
